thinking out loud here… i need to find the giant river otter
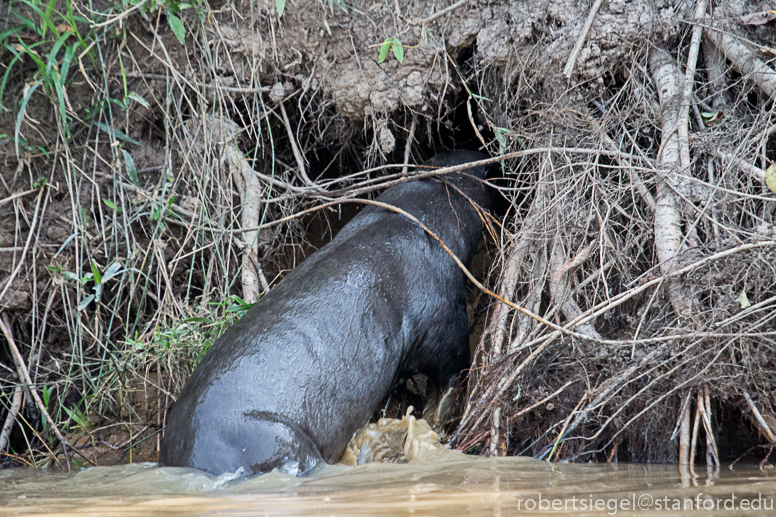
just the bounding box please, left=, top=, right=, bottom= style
left=160, top=150, right=494, bottom=476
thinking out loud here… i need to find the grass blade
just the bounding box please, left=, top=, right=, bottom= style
left=93, top=121, right=140, bottom=145
left=123, top=150, right=140, bottom=186
left=15, top=81, right=42, bottom=157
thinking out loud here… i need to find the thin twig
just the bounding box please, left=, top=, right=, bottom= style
left=467, top=96, right=486, bottom=147
left=0, top=188, right=37, bottom=207
left=0, top=314, right=71, bottom=471
left=701, top=384, right=720, bottom=466
left=402, top=114, right=418, bottom=175
left=513, top=379, right=579, bottom=417
left=409, top=0, right=470, bottom=25
left=563, top=0, right=604, bottom=79
left=0, top=386, right=22, bottom=453
left=279, top=101, right=315, bottom=188
left=688, top=390, right=700, bottom=465
left=706, top=24, right=776, bottom=100
left=0, top=190, right=43, bottom=307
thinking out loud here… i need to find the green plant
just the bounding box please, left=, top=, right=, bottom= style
left=136, top=0, right=206, bottom=45
left=1, top=0, right=92, bottom=155
left=62, top=401, right=89, bottom=432
left=48, top=261, right=124, bottom=311
left=220, top=294, right=256, bottom=317
left=40, top=385, right=52, bottom=430
left=122, top=293, right=255, bottom=367
left=378, top=36, right=404, bottom=63
left=325, top=0, right=347, bottom=13
left=700, top=110, right=726, bottom=127
left=122, top=150, right=140, bottom=187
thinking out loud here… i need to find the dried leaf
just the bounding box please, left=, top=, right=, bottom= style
left=741, top=10, right=776, bottom=27
left=759, top=46, right=776, bottom=57
left=322, top=15, right=331, bottom=36
left=766, top=163, right=776, bottom=194
left=701, top=110, right=724, bottom=127
left=737, top=290, right=751, bottom=309
left=552, top=242, right=595, bottom=282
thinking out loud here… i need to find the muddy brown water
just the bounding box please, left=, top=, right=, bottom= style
left=1, top=452, right=775, bottom=516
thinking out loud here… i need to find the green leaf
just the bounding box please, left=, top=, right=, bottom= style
left=79, top=205, right=88, bottom=229
left=41, top=385, right=51, bottom=409
left=62, top=405, right=86, bottom=428
left=53, top=233, right=76, bottom=258
left=391, top=37, right=403, bottom=62
left=43, top=0, right=57, bottom=36
left=62, top=270, right=80, bottom=282
left=93, top=121, right=140, bottom=145
left=118, top=50, right=128, bottom=98
left=102, top=198, right=117, bottom=210
left=9, top=14, right=36, bottom=35
left=102, top=262, right=123, bottom=283
left=90, top=262, right=102, bottom=285
left=470, top=92, right=492, bottom=102
left=12, top=38, right=45, bottom=70
left=0, top=24, right=25, bottom=42
left=493, top=127, right=510, bottom=147
left=0, top=48, right=26, bottom=113
left=123, top=150, right=139, bottom=187
left=701, top=110, right=725, bottom=127
left=52, top=71, right=69, bottom=138
left=125, top=92, right=149, bottom=109
left=44, top=31, right=72, bottom=79
left=378, top=38, right=391, bottom=63
left=15, top=81, right=41, bottom=158
left=167, top=13, right=185, bottom=45
left=18, top=0, right=58, bottom=37
left=77, top=293, right=95, bottom=311
left=275, top=0, right=285, bottom=17
left=766, top=163, right=776, bottom=195
left=60, top=44, right=76, bottom=85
